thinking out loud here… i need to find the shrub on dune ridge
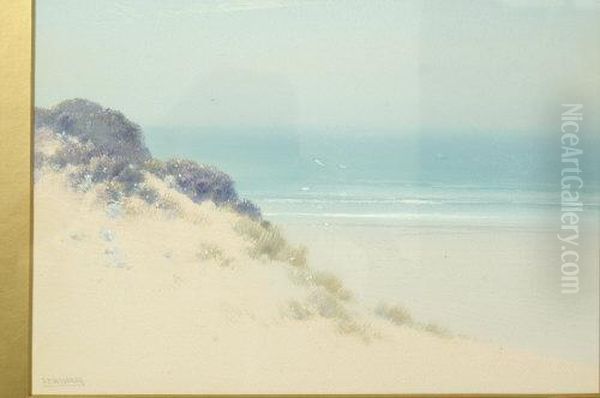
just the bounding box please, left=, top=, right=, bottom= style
left=35, top=99, right=261, bottom=219
left=36, top=98, right=150, bottom=164
left=36, top=99, right=151, bottom=196
left=150, top=158, right=237, bottom=204
left=233, top=199, right=261, bottom=221
left=143, top=157, right=261, bottom=219
left=50, top=136, right=96, bottom=168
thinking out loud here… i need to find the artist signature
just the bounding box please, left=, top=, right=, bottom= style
left=41, top=376, right=85, bottom=387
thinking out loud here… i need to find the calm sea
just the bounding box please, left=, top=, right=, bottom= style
left=145, top=127, right=600, bottom=226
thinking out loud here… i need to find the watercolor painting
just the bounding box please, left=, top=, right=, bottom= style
left=32, top=0, right=600, bottom=394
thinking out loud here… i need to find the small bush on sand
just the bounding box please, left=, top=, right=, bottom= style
left=375, top=303, right=413, bottom=326
left=196, top=243, right=232, bottom=267
left=50, top=137, right=96, bottom=168
left=254, top=225, right=287, bottom=259
left=336, top=319, right=377, bottom=342
left=36, top=98, right=151, bottom=165
left=307, top=289, right=349, bottom=320
left=112, top=163, right=145, bottom=194
left=235, top=218, right=283, bottom=255
left=375, top=303, right=452, bottom=337
left=287, top=245, right=308, bottom=268
left=311, top=272, right=353, bottom=301
left=419, top=322, right=452, bottom=338
left=137, top=184, right=160, bottom=205
left=143, top=158, right=166, bottom=176
left=154, top=193, right=183, bottom=216
left=145, top=158, right=261, bottom=220
left=233, top=199, right=261, bottom=220
left=157, top=159, right=237, bottom=205
left=235, top=218, right=307, bottom=268
left=285, top=300, right=313, bottom=320
left=99, top=180, right=126, bottom=203
left=66, top=153, right=145, bottom=195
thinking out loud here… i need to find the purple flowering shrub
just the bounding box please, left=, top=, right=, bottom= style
left=35, top=99, right=261, bottom=219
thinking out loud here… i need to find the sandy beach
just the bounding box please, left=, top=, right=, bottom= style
left=32, top=170, right=599, bottom=394
left=279, top=219, right=600, bottom=365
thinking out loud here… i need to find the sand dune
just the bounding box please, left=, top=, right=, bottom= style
left=32, top=170, right=599, bottom=394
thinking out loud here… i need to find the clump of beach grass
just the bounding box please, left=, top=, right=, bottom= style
left=282, top=285, right=376, bottom=341
left=418, top=322, right=452, bottom=338
left=285, top=300, right=313, bottom=321
left=375, top=303, right=413, bottom=326
left=310, top=271, right=353, bottom=301
left=336, top=318, right=378, bottom=342
left=375, top=302, right=452, bottom=338
left=196, top=243, right=233, bottom=267
left=234, top=217, right=308, bottom=268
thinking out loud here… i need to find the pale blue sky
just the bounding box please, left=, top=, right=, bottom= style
left=36, top=0, right=600, bottom=133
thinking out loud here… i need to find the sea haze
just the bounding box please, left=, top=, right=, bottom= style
left=145, top=127, right=600, bottom=227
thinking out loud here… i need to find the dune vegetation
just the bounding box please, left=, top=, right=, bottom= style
left=34, top=98, right=455, bottom=342
left=34, top=99, right=374, bottom=337
left=35, top=98, right=261, bottom=219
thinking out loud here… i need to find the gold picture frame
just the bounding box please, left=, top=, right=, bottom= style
left=1, top=0, right=33, bottom=397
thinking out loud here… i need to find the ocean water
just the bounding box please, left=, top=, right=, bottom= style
left=146, top=127, right=600, bottom=227
left=146, top=128, right=600, bottom=363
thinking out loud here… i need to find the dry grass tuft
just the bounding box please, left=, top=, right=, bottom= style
left=196, top=243, right=233, bottom=267
left=235, top=218, right=308, bottom=268
left=375, top=303, right=452, bottom=338
left=419, top=322, right=452, bottom=338
left=375, top=303, right=413, bottom=326
left=284, top=300, right=313, bottom=321
left=336, top=318, right=378, bottom=342
left=310, top=272, right=353, bottom=301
